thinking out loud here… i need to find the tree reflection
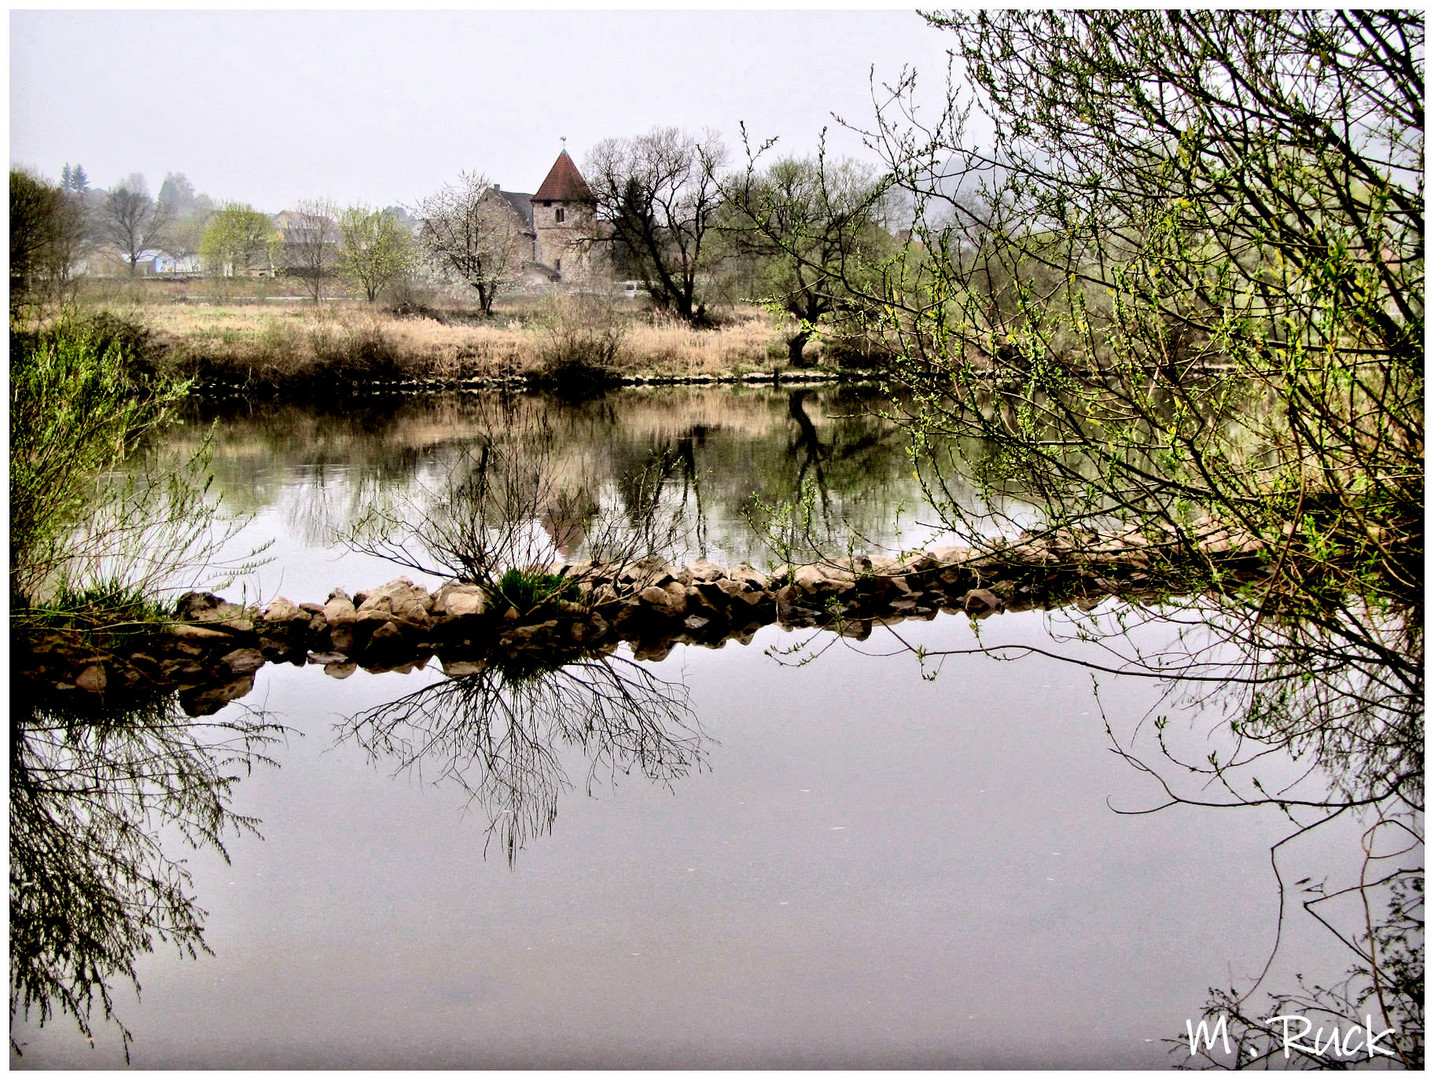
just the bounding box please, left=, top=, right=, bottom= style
left=336, top=652, right=706, bottom=867
left=872, top=591, right=1423, bottom=1068
left=9, top=684, right=284, bottom=1061
left=1102, top=601, right=1426, bottom=1069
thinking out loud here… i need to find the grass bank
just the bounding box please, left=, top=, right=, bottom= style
left=51, top=285, right=890, bottom=397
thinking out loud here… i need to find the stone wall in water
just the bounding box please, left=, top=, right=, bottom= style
left=15, top=524, right=1272, bottom=717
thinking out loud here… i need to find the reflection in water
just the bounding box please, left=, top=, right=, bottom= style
left=346, top=402, right=687, bottom=592
left=9, top=685, right=284, bottom=1061
left=29, top=386, right=1419, bottom=1065
left=336, top=652, right=706, bottom=867
left=160, top=387, right=963, bottom=594
left=1134, top=603, right=1425, bottom=1068
left=868, top=591, right=1424, bottom=1067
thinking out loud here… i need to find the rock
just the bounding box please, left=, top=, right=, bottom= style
left=180, top=673, right=255, bottom=716
left=874, top=575, right=913, bottom=597
left=716, top=579, right=767, bottom=608
left=356, top=577, right=433, bottom=628
left=432, top=582, right=488, bottom=618
left=323, top=662, right=357, bottom=679
left=684, top=615, right=712, bottom=633
left=159, top=657, right=205, bottom=679
left=631, top=641, right=674, bottom=662
left=963, top=587, right=1003, bottom=614
left=989, top=579, right=1018, bottom=601
left=639, top=585, right=679, bottom=615
left=74, top=664, right=107, bottom=694
left=896, top=552, right=940, bottom=575
left=174, top=591, right=247, bottom=624
left=440, top=658, right=486, bottom=677
left=324, top=590, right=357, bottom=625
left=793, top=564, right=828, bottom=591
left=939, top=565, right=972, bottom=587
left=167, top=623, right=235, bottom=643
left=260, top=596, right=304, bottom=623
left=617, top=556, right=666, bottom=585
left=685, top=558, right=726, bottom=583
left=502, top=620, right=559, bottom=647
left=329, top=622, right=358, bottom=655
left=587, top=583, right=622, bottom=607
left=685, top=586, right=725, bottom=618
left=259, top=640, right=301, bottom=663
left=728, top=564, right=767, bottom=589
left=307, top=651, right=348, bottom=665
left=127, top=653, right=160, bottom=677
left=220, top=648, right=265, bottom=675
left=364, top=620, right=406, bottom=651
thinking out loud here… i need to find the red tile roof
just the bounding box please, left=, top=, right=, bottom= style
left=532, top=150, right=593, bottom=203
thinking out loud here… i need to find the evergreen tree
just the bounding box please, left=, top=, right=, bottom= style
left=59, top=163, right=89, bottom=194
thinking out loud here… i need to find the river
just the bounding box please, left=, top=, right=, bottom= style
left=11, top=386, right=1410, bottom=1068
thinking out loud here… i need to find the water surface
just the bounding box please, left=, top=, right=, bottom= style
left=11, top=387, right=1400, bottom=1068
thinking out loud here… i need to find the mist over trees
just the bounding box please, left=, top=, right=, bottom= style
left=722, top=145, right=896, bottom=364
left=10, top=169, right=87, bottom=301
left=284, top=199, right=340, bottom=301
left=59, top=164, right=89, bottom=194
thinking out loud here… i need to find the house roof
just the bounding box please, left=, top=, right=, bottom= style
left=532, top=150, right=593, bottom=203
left=497, top=189, right=535, bottom=230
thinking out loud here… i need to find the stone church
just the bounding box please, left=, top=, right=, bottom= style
left=494, top=149, right=609, bottom=289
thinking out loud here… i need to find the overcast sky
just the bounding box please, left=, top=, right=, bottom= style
left=10, top=8, right=961, bottom=213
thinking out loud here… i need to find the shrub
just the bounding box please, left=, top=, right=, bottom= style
left=496, top=567, right=581, bottom=613
left=532, top=294, right=627, bottom=396
left=10, top=315, right=188, bottom=606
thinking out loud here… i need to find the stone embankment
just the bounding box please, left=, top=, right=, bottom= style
left=16, top=524, right=1268, bottom=717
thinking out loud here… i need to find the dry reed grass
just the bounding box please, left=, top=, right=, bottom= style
left=137, top=299, right=795, bottom=387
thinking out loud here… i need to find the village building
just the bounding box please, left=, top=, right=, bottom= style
left=496, top=148, right=610, bottom=290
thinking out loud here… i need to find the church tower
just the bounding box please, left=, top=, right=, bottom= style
left=531, top=147, right=604, bottom=287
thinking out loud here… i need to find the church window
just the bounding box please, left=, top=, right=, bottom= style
left=555, top=207, right=566, bottom=223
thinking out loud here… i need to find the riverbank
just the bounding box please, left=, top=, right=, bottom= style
left=41, top=294, right=887, bottom=397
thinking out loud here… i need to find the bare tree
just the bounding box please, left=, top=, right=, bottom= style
left=584, top=127, right=728, bottom=325
left=98, top=175, right=172, bottom=275
left=285, top=198, right=340, bottom=301
left=412, top=171, right=523, bottom=316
